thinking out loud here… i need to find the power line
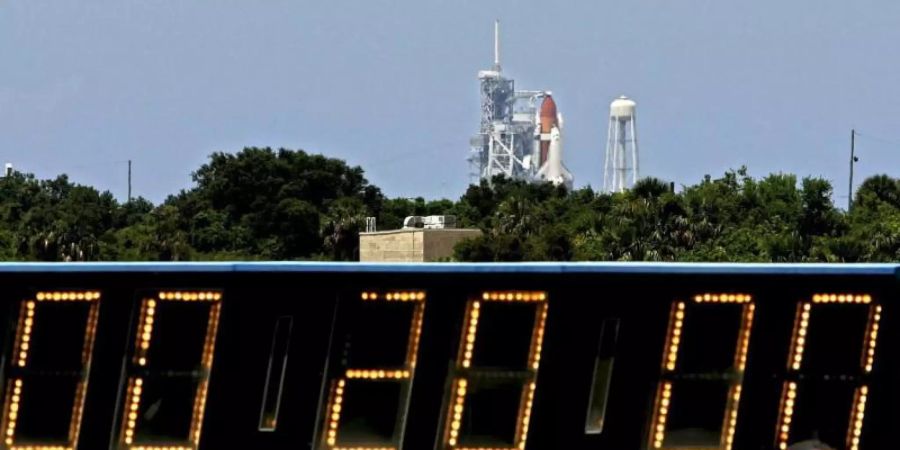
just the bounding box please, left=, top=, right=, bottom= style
left=853, top=131, right=900, bottom=148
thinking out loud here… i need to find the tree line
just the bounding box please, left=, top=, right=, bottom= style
left=0, top=147, right=896, bottom=262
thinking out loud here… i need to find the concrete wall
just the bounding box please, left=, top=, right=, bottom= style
left=360, top=229, right=482, bottom=262
left=359, top=229, right=425, bottom=262
left=422, top=229, right=483, bottom=261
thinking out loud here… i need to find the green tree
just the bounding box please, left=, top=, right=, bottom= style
left=167, top=147, right=384, bottom=259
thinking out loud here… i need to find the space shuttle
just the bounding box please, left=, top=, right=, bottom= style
left=536, top=96, right=574, bottom=190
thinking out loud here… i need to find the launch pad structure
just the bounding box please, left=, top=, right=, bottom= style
left=468, top=22, right=635, bottom=193
left=468, top=21, right=553, bottom=185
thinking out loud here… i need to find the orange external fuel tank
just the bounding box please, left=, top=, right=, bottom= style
left=539, top=96, right=558, bottom=167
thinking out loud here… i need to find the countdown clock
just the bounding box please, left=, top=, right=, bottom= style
left=0, top=262, right=894, bottom=450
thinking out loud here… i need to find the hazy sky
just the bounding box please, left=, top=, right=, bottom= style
left=2, top=1, right=899, bottom=204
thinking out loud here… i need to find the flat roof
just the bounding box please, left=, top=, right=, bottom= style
left=0, top=262, right=894, bottom=277
left=360, top=228, right=481, bottom=236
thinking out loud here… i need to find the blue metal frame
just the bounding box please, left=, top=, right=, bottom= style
left=0, top=262, right=894, bottom=276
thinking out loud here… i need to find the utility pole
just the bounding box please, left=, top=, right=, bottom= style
left=127, top=160, right=132, bottom=203
left=848, top=130, right=857, bottom=211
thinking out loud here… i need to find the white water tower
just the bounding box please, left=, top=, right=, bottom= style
left=603, top=96, right=639, bottom=193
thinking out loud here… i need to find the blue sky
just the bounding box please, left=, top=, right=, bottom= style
left=2, top=1, right=899, bottom=204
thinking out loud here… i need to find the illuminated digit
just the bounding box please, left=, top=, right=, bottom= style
left=648, top=293, right=755, bottom=450
left=320, top=290, right=425, bottom=450
left=442, top=291, right=548, bottom=450
left=775, top=294, right=880, bottom=450
left=118, top=290, right=223, bottom=450
left=0, top=291, right=100, bottom=450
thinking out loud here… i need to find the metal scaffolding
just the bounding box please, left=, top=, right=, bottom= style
left=468, top=21, right=549, bottom=185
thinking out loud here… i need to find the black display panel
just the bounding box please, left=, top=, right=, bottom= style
left=317, top=291, right=425, bottom=449
left=774, top=295, right=879, bottom=450
left=649, top=294, right=754, bottom=450
left=0, top=291, right=99, bottom=449
left=116, top=290, right=222, bottom=450
left=0, top=264, right=890, bottom=450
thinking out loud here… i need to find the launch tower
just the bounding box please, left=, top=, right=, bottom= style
left=468, top=21, right=549, bottom=185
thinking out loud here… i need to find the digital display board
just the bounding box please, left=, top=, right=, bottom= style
left=0, top=262, right=893, bottom=450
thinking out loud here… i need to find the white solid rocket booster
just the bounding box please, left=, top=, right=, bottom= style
left=537, top=114, right=574, bottom=189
